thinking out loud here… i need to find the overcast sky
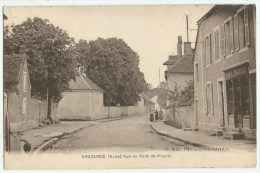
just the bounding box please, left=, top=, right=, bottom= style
left=4, top=5, right=213, bottom=88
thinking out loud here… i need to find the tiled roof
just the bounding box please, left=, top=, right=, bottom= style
left=4, top=54, right=26, bottom=91
left=4, top=54, right=25, bottom=82
left=163, top=55, right=180, bottom=65
left=68, top=73, right=104, bottom=92
left=166, top=54, right=194, bottom=74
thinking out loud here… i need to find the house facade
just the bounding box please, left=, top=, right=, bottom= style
left=164, top=36, right=194, bottom=92
left=194, top=5, right=256, bottom=139
left=57, top=73, right=107, bottom=120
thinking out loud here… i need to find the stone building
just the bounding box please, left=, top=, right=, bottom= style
left=193, top=5, right=256, bottom=139
left=57, top=73, right=107, bottom=120
left=163, top=36, right=194, bottom=92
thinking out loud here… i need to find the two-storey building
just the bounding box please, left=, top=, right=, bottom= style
left=194, top=5, right=256, bottom=139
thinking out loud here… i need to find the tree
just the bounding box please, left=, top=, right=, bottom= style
left=75, top=38, right=148, bottom=106
left=4, top=17, right=78, bottom=122
left=179, top=79, right=194, bottom=105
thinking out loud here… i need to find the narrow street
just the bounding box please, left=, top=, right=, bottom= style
left=50, top=115, right=188, bottom=152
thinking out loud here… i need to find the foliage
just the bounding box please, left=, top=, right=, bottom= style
left=75, top=38, right=148, bottom=106
left=179, top=79, right=194, bottom=106
left=4, top=17, right=78, bottom=102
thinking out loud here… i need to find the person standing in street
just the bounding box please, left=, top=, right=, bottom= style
left=154, top=110, right=159, bottom=121
left=159, top=109, right=163, bottom=121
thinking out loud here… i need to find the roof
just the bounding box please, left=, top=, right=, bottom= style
left=139, top=92, right=155, bottom=104
left=197, top=5, right=244, bottom=25
left=68, top=73, right=104, bottom=92
left=163, top=55, right=181, bottom=65
left=165, top=54, right=194, bottom=74
left=4, top=54, right=27, bottom=91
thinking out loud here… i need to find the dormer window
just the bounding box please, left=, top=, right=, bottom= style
left=23, top=72, right=27, bottom=92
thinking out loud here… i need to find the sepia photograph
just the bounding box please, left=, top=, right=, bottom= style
left=1, top=0, right=258, bottom=170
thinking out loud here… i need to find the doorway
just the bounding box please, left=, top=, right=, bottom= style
left=218, top=81, right=225, bottom=127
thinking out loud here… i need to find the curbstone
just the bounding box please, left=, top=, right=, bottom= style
left=32, top=124, right=95, bottom=154
left=149, top=123, right=219, bottom=149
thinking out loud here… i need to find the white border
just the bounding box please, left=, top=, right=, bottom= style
left=0, top=1, right=259, bottom=173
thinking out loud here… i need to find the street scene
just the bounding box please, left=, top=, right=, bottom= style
left=3, top=4, right=257, bottom=169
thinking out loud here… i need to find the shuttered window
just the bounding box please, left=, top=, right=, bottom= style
left=230, top=18, right=234, bottom=53
left=205, top=34, right=212, bottom=65
left=220, top=24, right=225, bottom=57
left=22, top=98, right=27, bottom=115
left=244, top=7, right=250, bottom=46
left=214, top=28, right=220, bottom=61
left=202, top=38, right=206, bottom=66
left=206, top=82, right=214, bottom=115
left=234, top=14, right=239, bottom=50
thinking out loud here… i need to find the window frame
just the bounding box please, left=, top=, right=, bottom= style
left=23, top=71, right=27, bottom=92
left=204, top=33, right=212, bottom=66
left=22, top=97, right=27, bottom=115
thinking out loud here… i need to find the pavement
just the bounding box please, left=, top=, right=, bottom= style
left=20, top=121, right=97, bottom=153
left=20, top=114, right=146, bottom=153
left=151, top=121, right=256, bottom=152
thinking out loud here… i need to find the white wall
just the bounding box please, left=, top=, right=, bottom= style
left=167, top=73, right=193, bottom=91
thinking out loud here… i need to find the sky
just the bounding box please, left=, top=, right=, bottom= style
left=4, top=5, right=213, bottom=88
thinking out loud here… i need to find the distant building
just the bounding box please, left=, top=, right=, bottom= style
left=193, top=5, right=256, bottom=139
left=57, top=73, right=107, bottom=120
left=139, top=92, right=155, bottom=112
left=163, top=36, right=194, bottom=92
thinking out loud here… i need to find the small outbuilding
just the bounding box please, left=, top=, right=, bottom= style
left=57, top=73, right=107, bottom=120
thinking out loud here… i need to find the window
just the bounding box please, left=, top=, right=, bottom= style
left=205, top=34, right=212, bottom=65
left=237, top=6, right=250, bottom=49
left=224, top=17, right=234, bottom=55
left=195, top=63, right=199, bottom=82
left=22, top=98, right=27, bottom=115
left=23, top=72, right=27, bottom=92
left=220, top=24, right=225, bottom=57
left=213, top=28, right=220, bottom=61
left=205, top=82, right=214, bottom=115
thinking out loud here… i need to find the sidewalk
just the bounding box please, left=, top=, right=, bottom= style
left=21, top=121, right=97, bottom=153
left=151, top=122, right=256, bottom=152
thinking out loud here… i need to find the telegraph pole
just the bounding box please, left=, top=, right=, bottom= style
left=186, top=15, right=189, bottom=42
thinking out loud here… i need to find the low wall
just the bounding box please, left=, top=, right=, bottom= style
left=107, top=105, right=147, bottom=119
left=165, top=105, right=194, bottom=129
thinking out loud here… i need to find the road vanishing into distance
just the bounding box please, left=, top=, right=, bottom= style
left=50, top=115, right=190, bottom=153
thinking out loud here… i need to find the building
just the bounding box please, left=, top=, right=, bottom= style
left=4, top=54, right=58, bottom=129
left=194, top=5, right=256, bottom=139
left=57, top=73, right=107, bottom=120
left=139, top=92, right=155, bottom=112
left=163, top=36, right=194, bottom=92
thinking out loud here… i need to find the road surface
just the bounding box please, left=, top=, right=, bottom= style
left=50, top=115, right=189, bottom=152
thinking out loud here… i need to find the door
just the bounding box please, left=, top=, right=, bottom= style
left=4, top=93, right=10, bottom=151
left=194, top=100, right=198, bottom=129
left=234, top=78, right=243, bottom=128
left=218, top=81, right=225, bottom=127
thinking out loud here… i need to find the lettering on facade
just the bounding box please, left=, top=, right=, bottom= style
left=225, top=65, right=248, bottom=80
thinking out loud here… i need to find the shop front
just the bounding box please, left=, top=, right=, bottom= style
left=224, top=62, right=255, bottom=136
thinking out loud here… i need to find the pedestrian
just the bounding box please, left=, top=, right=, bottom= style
left=150, top=112, right=154, bottom=122
left=159, top=109, right=163, bottom=121
left=154, top=109, right=159, bottom=121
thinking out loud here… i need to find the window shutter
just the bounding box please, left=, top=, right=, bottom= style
left=210, top=83, right=214, bottom=115
left=238, top=12, right=245, bottom=48
left=244, top=7, right=250, bottom=46
left=209, top=34, right=212, bottom=63
left=220, top=24, right=225, bottom=58
left=234, top=14, right=239, bottom=51
left=229, top=18, right=234, bottom=53
left=203, top=38, right=206, bottom=66
left=203, top=86, right=207, bottom=115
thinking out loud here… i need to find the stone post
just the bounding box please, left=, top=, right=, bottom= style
left=9, top=123, right=21, bottom=152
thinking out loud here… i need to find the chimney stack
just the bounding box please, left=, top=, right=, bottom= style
left=184, top=42, right=192, bottom=55
left=177, top=36, right=182, bottom=57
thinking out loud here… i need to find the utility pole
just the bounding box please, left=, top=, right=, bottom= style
left=186, top=15, right=189, bottom=42
left=159, top=68, right=160, bottom=87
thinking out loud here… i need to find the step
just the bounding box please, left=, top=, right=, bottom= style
left=232, top=128, right=243, bottom=133
left=223, top=132, right=245, bottom=140
left=207, top=130, right=223, bottom=137
left=183, top=128, right=192, bottom=131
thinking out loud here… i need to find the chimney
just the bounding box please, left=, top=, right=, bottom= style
left=177, top=36, right=182, bottom=57
left=184, top=42, right=192, bottom=55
